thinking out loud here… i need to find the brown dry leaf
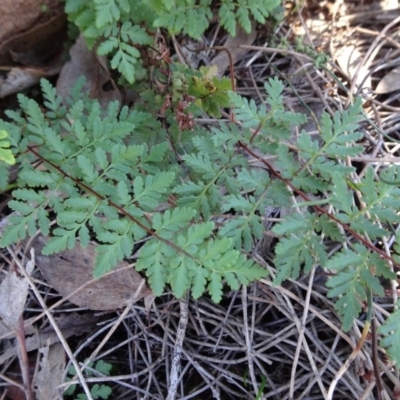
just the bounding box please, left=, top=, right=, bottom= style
left=29, top=235, right=150, bottom=310
left=0, top=267, right=32, bottom=330
left=211, top=24, right=257, bottom=75
left=375, top=67, right=400, bottom=93
left=34, top=343, right=65, bottom=400
left=335, top=42, right=371, bottom=90
left=56, top=35, right=122, bottom=109
left=0, top=313, right=97, bottom=364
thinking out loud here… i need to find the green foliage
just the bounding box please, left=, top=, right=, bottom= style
left=65, top=360, right=112, bottom=399
left=2, top=73, right=398, bottom=326
left=229, top=78, right=307, bottom=154
left=2, top=29, right=400, bottom=363
left=266, top=94, right=400, bottom=359
left=270, top=98, right=399, bottom=334
left=65, top=0, right=281, bottom=82
left=188, top=66, right=232, bottom=117
left=169, top=64, right=232, bottom=118
left=153, top=0, right=213, bottom=39
left=0, top=77, right=269, bottom=303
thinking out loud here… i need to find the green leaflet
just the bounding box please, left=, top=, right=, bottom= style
left=132, top=171, right=175, bottom=210
left=152, top=207, right=197, bottom=236
left=0, top=130, right=16, bottom=166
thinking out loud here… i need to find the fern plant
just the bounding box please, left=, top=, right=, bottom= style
left=65, top=0, right=281, bottom=83
left=2, top=69, right=400, bottom=364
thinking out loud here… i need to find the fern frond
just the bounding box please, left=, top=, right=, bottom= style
left=326, top=244, right=394, bottom=331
